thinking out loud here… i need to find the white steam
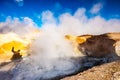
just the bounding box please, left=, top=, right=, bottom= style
left=12, top=27, right=83, bottom=80
left=0, top=7, right=120, bottom=80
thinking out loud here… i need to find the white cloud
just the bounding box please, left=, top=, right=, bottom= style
left=90, top=2, right=103, bottom=14
left=41, top=10, right=56, bottom=24
left=74, top=8, right=87, bottom=22
left=0, top=17, right=37, bottom=36
left=15, top=0, right=23, bottom=2
left=58, top=10, right=120, bottom=35
left=1, top=8, right=120, bottom=37
left=15, top=0, right=24, bottom=7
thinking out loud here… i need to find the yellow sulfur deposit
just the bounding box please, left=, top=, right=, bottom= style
left=65, top=35, right=91, bottom=54
left=0, top=33, right=30, bottom=62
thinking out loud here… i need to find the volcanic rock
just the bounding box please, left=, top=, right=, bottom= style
left=78, top=33, right=120, bottom=58
left=62, top=60, right=120, bottom=80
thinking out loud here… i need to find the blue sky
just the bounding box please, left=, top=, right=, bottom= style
left=0, top=0, right=120, bottom=26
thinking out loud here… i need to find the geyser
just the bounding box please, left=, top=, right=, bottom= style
left=11, top=28, right=84, bottom=80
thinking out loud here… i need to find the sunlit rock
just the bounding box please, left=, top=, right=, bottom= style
left=66, top=33, right=120, bottom=58
left=0, top=33, right=30, bottom=62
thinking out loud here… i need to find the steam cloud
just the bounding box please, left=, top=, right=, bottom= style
left=1, top=8, right=120, bottom=36
left=0, top=7, right=120, bottom=80
left=90, top=2, right=103, bottom=14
